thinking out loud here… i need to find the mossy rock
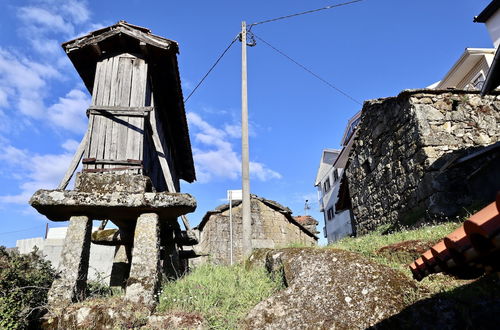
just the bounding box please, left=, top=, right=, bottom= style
left=245, top=248, right=421, bottom=329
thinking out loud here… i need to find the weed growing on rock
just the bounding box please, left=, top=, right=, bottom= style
left=157, top=263, right=284, bottom=329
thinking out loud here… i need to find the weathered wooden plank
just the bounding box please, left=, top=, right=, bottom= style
left=88, top=60, right=106, bottom=170
left=103, top=56, right=117, bottom=169
left=88, top=105, right=153, bottom=112
left=116, top=56, right=133, bottom=164
left=82, top=158, right=142, bottom=165
left=108, top=55, right=121, bottom=163
left=88, top=109, right=150, bottom=117
left=148, top=107, right=175, bottom=193
left=95, top=57, right=114, bottom=170
left=127, top=57, right=147, bottom=173
left=83, top=166, right=143, bottom=173
left=58, top=128, right=89, bottom=189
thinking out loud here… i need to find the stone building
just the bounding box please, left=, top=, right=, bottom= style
left=344, top=90, right=500, bottom=234
left=194, top=195, right=318, bottom=265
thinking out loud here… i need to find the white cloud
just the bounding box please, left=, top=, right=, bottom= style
left=62, top=139, right=80, bottom=152
left=18, top=6, right=75, bottom=36
left=187, top=111, right=281, bottom=183
left=0, top=48, right=61, bottom=119
left=61, top=0, right=91, bottom=24
left=249, top=162, right=282, bottom=181
left=47, top=88, right=90, bottom=134
left=0, top=144, right=72, bottom=205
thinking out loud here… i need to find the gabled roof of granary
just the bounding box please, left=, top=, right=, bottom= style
left=62, top=21, right=195, bottom=183
left=197, top=194, right=319, bottom=239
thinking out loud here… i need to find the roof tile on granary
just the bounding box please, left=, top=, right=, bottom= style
left=197, top=195, right=318, bottom=239
left=410, top=192, right=500, bottom=281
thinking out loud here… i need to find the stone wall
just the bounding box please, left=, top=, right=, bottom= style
left=346, top=90, right=500, bottom=234
left=195, top=198, right=317, bottom=265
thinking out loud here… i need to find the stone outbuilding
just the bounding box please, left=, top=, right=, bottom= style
left=193, top=195, right=318, bottom=265
left=344, top=90, right=500, bottom=234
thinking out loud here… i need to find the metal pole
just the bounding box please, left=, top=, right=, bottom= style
left=241, top=21, right=252, bottom=257
left=229, top=191, right=234, bottom=265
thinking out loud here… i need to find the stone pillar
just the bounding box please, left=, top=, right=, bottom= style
left=125, top=213, right=161, bottom=306
left=48, top=215, right=92, bottom=307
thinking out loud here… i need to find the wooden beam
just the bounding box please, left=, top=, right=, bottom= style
left=147, top=109, right=192, bottom=231
left=57, top=129, right=89, bottom=190
left=87, top=109, right=150, bottom=117
left=82, top=158, right=143, bottom=165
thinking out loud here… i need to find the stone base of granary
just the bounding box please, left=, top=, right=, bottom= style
left=48, top=215, right=92, bottom=308
left=31, top=174, right=196, bottom=310
left=125, top=213, right=161, bottom=307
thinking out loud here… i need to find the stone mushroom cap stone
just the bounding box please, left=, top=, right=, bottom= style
left=30, top=189, right=196, bottom=222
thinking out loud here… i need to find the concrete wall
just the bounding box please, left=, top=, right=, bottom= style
left=196, top=199, right=317, bottom=265
left=346, top=90, right=500, bottom=234
left=16, top=227, right=115, bottom=283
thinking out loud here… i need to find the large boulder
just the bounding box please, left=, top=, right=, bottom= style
left=244, top=248, right=419, bottom=329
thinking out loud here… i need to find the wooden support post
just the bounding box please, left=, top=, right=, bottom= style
left=58, top=129, right=89, bottom=190
left=148, top=109, right=192, bottom=231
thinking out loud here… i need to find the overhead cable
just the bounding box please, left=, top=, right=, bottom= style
left=184, top=35, right=239, bottom=103
left=249, top=0, right=363, bottom=28
left=253, top=33, right=362, bottom=105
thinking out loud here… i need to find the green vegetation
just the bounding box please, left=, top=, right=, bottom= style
left=329, top=222, right=460, bottom=274
left=0, top=246, right=55, bottom=330
left=328, top=221, right=500, bottom=304
left=157, top=263, right=284, bottom=329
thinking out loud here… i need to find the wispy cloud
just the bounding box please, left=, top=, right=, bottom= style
left=0, top=142, right=74, bottom=205
left=47, top=88, right=90, bottom=134
left=187, top=112, right=281, bottom=183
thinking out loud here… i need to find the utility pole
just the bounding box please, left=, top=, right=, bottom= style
left=241, top=21, right=252, bottom=257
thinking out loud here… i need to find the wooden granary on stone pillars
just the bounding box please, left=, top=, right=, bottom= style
left=29, top=21, right=198, bottom=308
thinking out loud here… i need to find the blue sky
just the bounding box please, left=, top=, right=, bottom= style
left=0, top=0, right=494, bottom=247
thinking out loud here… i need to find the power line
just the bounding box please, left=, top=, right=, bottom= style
left=249, top=0, right=363, bottom=28
left=252, top=33, right=362, bottom=105
left=184, top=35, right=239, bottom=103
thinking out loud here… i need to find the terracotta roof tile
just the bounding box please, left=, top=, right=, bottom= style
left=410, top=192, right=500, bottom=281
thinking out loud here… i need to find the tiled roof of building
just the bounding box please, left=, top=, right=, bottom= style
left=409, top=192, right=500, bottom=281
left=294, top=215, right=319, bottom=226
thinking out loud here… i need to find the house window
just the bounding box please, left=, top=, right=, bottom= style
left=468, top=71, right=485, bottom=90
left=323, top=178, right=331, bottom=193
left=327, top=207, right=334, bottom=220
left=333, top=168, right=339, bottom=182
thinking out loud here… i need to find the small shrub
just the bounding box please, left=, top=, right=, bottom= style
left=157, top=263, right=283, bottom=329
left=0, top=246, right=55, bottom=329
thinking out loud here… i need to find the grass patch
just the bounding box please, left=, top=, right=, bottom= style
left=157, top=263, right=284, bottom=329
left=327, top=221, right=496, bottom=300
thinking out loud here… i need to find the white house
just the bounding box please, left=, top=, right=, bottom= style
left=433, top=48, right=495, bottom=90
left=315, top=112, right=360, bottom=244
left=429, top=1, right=500, bottom=91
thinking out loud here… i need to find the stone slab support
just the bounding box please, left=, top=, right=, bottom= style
left=125, top=213, right=161, bottom=306
left=48, top=215, right=92, bottom=307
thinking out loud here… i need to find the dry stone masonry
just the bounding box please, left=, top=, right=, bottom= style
left=346, top=90, right=500, bottom=234
left=194, top=196, right=318, bottom=265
